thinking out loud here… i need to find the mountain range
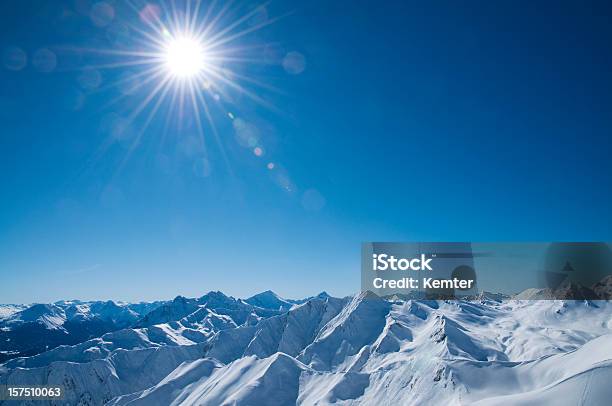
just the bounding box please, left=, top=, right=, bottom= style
left=1, top=291, right=611, bottom=405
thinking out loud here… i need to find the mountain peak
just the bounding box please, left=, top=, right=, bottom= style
left=200, top=290, right=231, bottom=300
left=245, top=290, right=292, bottom=311
left=173, top=295, right=188, bottom=303
left=255, top=290, right=279, bottom=297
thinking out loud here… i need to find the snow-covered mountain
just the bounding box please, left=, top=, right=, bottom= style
left=1, top=292, right=611, bottom=405
left=0, top=304, right=27, bottom=321
left=245, top=290, right=296, bottom=311
left=0, top=299, right=165, bottom=362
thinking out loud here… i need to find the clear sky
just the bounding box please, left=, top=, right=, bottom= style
left=2, top=0, right=612, bottom=303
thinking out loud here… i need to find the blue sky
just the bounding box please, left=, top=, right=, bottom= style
left=1, top=0, right=612, bottom=303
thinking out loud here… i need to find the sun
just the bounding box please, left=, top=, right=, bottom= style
left=77, top=0, right=285, bottom=172
left=163, top=35, right=207, bottom=79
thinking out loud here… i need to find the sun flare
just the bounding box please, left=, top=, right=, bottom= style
left=163, top=35, right=207, bottom=79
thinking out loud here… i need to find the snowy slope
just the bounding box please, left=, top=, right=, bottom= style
left=0, top=305, right=27, bottom=321
left=3, top=304, right=67, bottom=330
left=1, top=293, right=611, bottom=405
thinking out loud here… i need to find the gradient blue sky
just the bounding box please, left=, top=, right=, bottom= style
left=2, top=0, right=612, bottom=303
